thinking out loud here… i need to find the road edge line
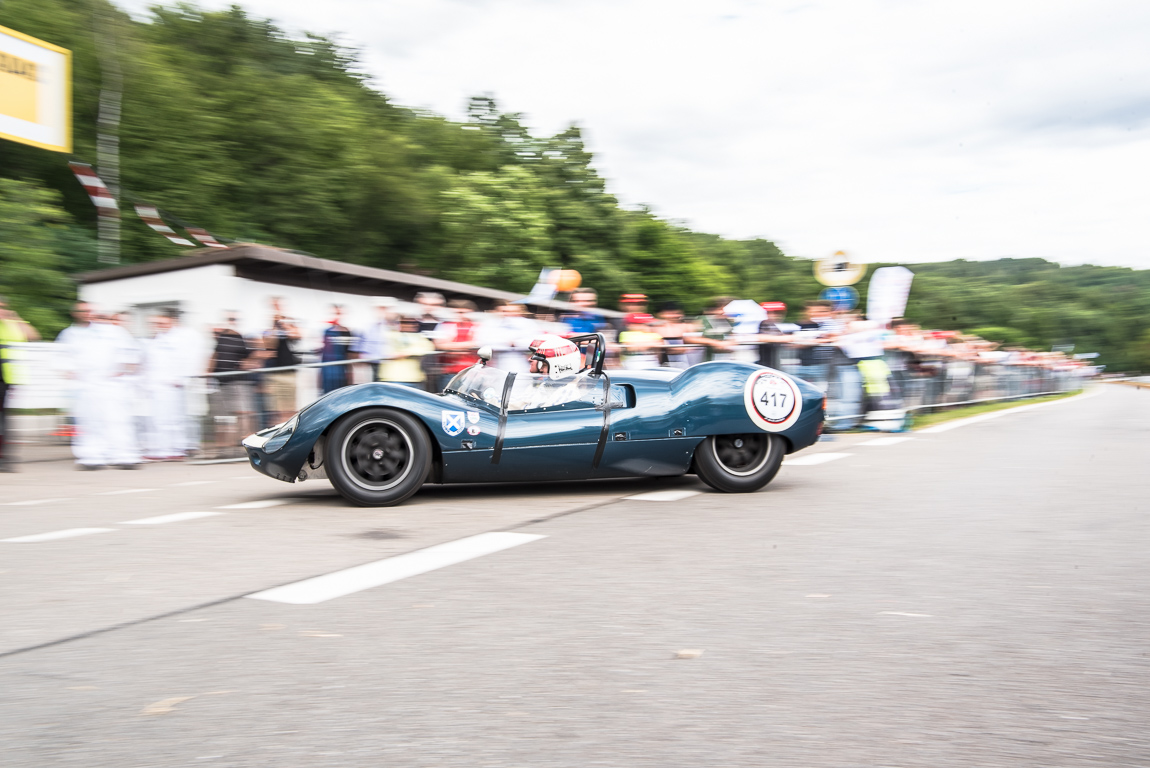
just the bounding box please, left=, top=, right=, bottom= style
left=916, top=388, right=1098, bottom=434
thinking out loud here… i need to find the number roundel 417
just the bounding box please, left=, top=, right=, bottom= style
left=743, top=370, right=803, bottom=432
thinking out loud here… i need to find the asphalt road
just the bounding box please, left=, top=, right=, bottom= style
left=1, top=385, right=1147, bottom=767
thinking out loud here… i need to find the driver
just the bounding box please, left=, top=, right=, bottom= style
left=527, top=335, right=580, bottom=376
left=510, top=335, right=587, bottom=410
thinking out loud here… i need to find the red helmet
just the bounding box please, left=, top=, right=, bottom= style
left=527, top=335, right=582, bottom=379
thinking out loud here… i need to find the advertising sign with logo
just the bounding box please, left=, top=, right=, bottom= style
left=0, top=25, right=71, bottom=153
left=813, top=251, right=866, bottom=287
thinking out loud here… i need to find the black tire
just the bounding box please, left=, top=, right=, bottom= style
left=325, top=408, right=431, bottom=507
left=693, top=433, right=785, bottom=493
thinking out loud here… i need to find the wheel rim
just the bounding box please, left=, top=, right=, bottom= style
left=711, top=434, right=772, bottom=477
left=341, top=418, right=414, bottom=492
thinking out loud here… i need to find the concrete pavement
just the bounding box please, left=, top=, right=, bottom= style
left=1, top=385, right=1147, bottom=766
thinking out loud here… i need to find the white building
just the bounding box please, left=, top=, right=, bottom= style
left=65, top=244, right=619, bottom=412
left=77, top=243, right=611, bottom=349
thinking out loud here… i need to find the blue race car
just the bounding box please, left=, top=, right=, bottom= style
left=241, top=334, right=824, bottom=506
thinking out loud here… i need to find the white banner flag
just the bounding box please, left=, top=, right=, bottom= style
left=866, top=266, right=914, bottom=325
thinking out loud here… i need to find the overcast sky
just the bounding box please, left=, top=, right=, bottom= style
left=116, top=0, right=1150, bottom=269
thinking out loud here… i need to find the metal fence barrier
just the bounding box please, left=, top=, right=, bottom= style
left=6, top=342, right=1088, bottom=457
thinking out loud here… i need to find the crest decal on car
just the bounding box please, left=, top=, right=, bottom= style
left=441, top=410, right=465, bottom=436
left=744, top=370, right=802, bottom=432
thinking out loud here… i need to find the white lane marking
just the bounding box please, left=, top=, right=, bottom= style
left=785, top=452, right=853, bottom=466
left=217, top=499, right=290, bottom=509
left=856, top=436, right=914, bottom=446
left=626, top=490, right=701, bottom=502
left=918, top=389, right=1099, bottom=434
left=171, top=481, right=216, bottom=487
left=246, top=532, right=547, bottom=605
left=119, top=511, right=223, bottom=525
left=878, top=611, right=932, bottom=617
left=96, top=488, right=157, bottom=496
left=3, top=528, right=114, bottom=543
left=2, top=497, right=73, bottom=506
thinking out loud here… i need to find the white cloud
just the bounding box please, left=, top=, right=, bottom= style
left=115, top=0, right=1150, bottom=268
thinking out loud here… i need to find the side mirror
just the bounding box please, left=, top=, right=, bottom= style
left=477, top=346, right=492, bottom=365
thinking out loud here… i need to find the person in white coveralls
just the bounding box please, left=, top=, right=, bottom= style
left=57, top=303, right=144, bottom=469
left=144, top=310, right=200, bottom=460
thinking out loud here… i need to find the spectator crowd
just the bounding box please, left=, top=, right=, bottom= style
left=0, top=287, right=1094, bottom=471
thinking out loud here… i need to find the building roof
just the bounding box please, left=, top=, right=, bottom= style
left=77, top=244, right=622, bottom=317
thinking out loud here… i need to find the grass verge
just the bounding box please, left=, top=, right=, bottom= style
left=909, top=390, right=1082, bottom=430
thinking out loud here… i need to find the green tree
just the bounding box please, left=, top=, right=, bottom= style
left=619, top=212, right=732, bottom=313
left=0, top=0, right=1147, bottom=370
left=0, top=179, right=78, bottom=337
left=438, top=165, right=554, bottom=293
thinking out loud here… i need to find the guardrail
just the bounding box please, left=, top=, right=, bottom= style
left=5, top=342, right=1089, bottom=457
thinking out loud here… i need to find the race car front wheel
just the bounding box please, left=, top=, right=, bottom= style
left=326, top=408, right=431, bottom=506
left=693, top=433, right=784, bottom=493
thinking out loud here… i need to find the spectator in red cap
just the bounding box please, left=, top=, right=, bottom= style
left=613, top=292, right=649, bottom=335
left=618, top=312, right=663, bottom=369
left=620, top=293, right=648, bottom=311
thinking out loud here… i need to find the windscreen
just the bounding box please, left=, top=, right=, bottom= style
left=444, top=365, right=509, bottom=407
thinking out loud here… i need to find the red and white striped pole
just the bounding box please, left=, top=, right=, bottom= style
left=68, top=162, right=120, bottom=263
left=133, top=205, right=195, bottom=247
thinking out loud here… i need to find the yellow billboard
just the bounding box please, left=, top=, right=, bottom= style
left=0, top=25, right=70, bottom=153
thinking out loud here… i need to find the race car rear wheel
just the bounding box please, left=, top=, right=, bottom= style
left=694, top=433, right=784, bottom=493
left=326, top=408, right=431, bottom=506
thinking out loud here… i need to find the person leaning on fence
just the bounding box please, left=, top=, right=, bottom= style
left=205, top=312, right=253, bottom=457
left=0, top=295, right=39, bottom=472
left=612, top=293, right=649, bottom=335
left=320, top=304, right=357, bottom=394
left=476, top=300, right=539, bottom=373
left=653, top=301, right=696, bottom=369
left=354, top=297, right=395, bottom=382
left=618, top=313, right=664, bottom=370
left=755, top=302, right=791, bottom=370
left=792, top=300, right=841, bottom=385
left=685, top=297, right=736, bottom=362
left=415, top=292, right=447, bottom=388
left=380, top=316, right=436, bottom=388
left=433, top=300, right=480, bottom=392
left=561, top=287, right=608, bottom=335
left=262, top=298, right=302, bottom=424
left=415, top=292, right=446, bottom=334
